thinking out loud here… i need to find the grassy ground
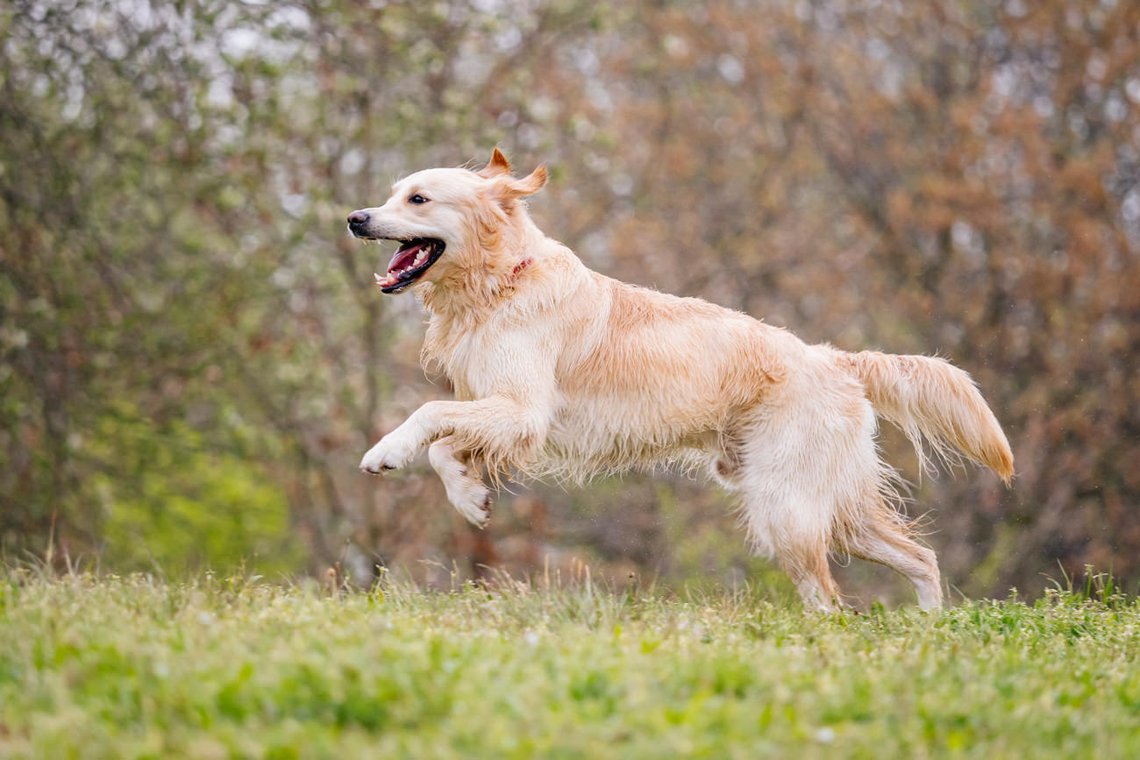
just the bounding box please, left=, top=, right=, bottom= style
left=1, top=570, right=1138, bottom=759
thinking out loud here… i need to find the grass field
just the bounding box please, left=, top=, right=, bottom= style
left=1, top=570, right=1138, bottom=759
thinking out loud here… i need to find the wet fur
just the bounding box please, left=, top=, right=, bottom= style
left=353, top=149, right=1014, bottom=610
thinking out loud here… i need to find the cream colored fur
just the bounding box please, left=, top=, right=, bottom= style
left=351, top=148, right=1014, bottom=611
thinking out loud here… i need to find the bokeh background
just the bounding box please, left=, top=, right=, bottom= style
left=2, top=0, right=1138, bottom=601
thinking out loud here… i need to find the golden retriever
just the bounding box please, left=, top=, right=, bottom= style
left=347, top=148, right=1013, bottom=610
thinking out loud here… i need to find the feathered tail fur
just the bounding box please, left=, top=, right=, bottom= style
left=836, top=350, right=1014, bottom=484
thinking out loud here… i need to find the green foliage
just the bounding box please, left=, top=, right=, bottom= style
left=1, top=574, right=1139, bottom=758
left=92, top=413, right=302, bottom=576
left=2, top=0, right=1137, bottom=595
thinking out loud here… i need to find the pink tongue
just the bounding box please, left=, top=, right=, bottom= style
left=387, top=241, right=427, bottom=274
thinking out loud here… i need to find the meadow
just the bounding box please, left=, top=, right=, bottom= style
left=1, top=569, right=1138, bottom=759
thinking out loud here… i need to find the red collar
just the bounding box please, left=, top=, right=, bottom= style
left=510, top=257, right=533, bottom=280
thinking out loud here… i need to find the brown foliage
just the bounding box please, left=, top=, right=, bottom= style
left=2, top=0, right=1138, bottom=598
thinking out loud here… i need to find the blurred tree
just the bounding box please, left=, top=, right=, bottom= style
left=1, top=0, right=1136, bottom=598
left=523, top=0, right=1140, bottom=596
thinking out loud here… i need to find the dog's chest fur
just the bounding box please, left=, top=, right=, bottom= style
left=424, top=301, right=561, bottom=403
left=423, top=317, right=496, bottom=400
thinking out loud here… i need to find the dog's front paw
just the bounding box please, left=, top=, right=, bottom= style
left=359, top=434, right=418, bottom=474
left=449, top=479, right=493, bottom=528
left=427, top=438, right=492, bottom=527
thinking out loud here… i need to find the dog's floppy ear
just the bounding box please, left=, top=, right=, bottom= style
left=477, top=147, right=547, bottom=198
left=487, top=163, right=548, bottom=210
left=507, top=164, right=548, bottom=197
left=478, top=147, right=512, bottom=178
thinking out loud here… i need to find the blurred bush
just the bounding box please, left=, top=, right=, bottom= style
left=1, top=0, right=1137, bottom=598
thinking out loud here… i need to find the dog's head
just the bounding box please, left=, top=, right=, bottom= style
left=347, top=148, right=547, bottom=294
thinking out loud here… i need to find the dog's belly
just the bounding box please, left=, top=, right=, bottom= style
left=537, top=391, right=721, bottom=479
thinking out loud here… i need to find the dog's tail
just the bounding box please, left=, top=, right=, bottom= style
left=836, top=350, right=1014, bottom=484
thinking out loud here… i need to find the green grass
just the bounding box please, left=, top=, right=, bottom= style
left=1, top=570, right=1139, bottom=759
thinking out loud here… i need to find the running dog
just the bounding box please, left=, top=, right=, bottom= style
left=347, top=148, right=1013, bottom=610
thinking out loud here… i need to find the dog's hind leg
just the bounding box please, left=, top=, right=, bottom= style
left=715, top=434, right=847, bottom=607
left=736, top=359, right=887, bottom=611
left=428, top=436, right=492, bottom=527
left=738, top=446, right=848, bottom=610
left=739, top=485, right=843, bottom=611
left=776, top=533, right=842, bottom=612
left=845, top=511, right=943, bottom=610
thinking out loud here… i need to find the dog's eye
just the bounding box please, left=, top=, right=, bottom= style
left=408, top=194, right=429, bottom=205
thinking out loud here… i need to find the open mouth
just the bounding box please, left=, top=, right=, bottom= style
left=373, top=238, right=445, bottom=293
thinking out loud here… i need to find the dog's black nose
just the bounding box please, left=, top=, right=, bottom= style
left=347, top=210, right=370, bottom=227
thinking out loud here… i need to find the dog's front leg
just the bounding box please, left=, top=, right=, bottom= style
left=360, top=397, right=547, bottom=526
left=360, top=395, right=549, bottom=482
left=427, top=436, right=492, bottom=526
left=359, top=409, right=432, bottom=474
